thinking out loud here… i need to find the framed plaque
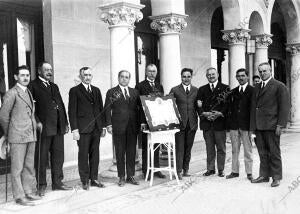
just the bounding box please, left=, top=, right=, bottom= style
left=140, top=95, right=181, bottom=132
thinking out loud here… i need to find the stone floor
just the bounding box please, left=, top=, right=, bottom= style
left=0, top=132, right=299, bottom=214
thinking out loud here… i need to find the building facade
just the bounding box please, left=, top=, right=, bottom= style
left=0, top=0, right=300, bottom=171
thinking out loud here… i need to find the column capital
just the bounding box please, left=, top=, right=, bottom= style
left=98, top=2, right=144, bottom=27
left=286, top=43, right=300, bottom=55
left=222, top=29, right=251, bottom=45
left=149, top=13, right=188, bottom=34
left=254, top=34, right=273, bottom=48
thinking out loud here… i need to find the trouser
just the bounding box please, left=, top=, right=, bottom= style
left=113, top=127, right=137, bottom=178
left=10, top=142, right=36, bottom=199
left=229, top=129, right=253, bottom=174
left=77, top=129, right=101, bottom=183
left=35, top=134, right=64, bottom=187
left=203, top=130, right=226, bottom=171
left=255, top=130, right=282, bottom=180
left=175, top=123, right=196, bottom=173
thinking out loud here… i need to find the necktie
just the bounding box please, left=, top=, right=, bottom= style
left=44, top=81, right=50, bottom=88
left=124, top=88, right=129, bottom=100
left=239, top=87, right=243, bottom=94
left=261, top=82, right=265, bottom=89
left=186, top=87, right=190, bottom=95
left=211, top=84, right=214, bottom=92
left=87, top=86, right=92, bottom=94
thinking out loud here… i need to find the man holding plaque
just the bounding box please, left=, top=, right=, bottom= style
left=135, top=64, right=166, bottom=179
left=170, top=68, right=198, bottom=179
left=105, top=70, right=140, bottom=187
left=197, top=67, right=229, bottom=177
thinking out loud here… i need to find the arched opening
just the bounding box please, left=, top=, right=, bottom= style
left=210, top=6, right=229, bottom=83
left=269, top=1, right=287, bottom=84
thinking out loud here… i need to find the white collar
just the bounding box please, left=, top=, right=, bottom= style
left=239, top=82, right=248, bottom=91
left=39, top=76, right=50, bottom=84
left=146, top=77, right=155, bottom=83
left=17, top=83, right=27, bottom=92
left=81, top=82, right=91, bottom=90
left=182, top=84, right=191, bottom=90
left=210, top=81, right=218, bottom=88
left=119, top=85, right=128, bottom=91
left=262, top=77, right=272, bottom=87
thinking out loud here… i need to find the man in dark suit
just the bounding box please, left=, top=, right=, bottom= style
left=68, top=67, right=106, bottom=190
left=29, top=62, right=71, bottom=196
left=170, top=68, right=198, bottom=179
left=226, top=68, right=254, bottom=181
left=250, top=62, right=289, bottom=187
left=135, top=64, right=165, bottom=179
left=0, top=65, right=42, bottom=206
left=105, top=70, right=140, bottom=187
left=196, top=67, right=229, bottom=177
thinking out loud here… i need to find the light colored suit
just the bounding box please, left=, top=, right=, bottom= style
left=0, top=84, right=37, bottom=199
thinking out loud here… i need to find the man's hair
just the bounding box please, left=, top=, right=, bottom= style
left=258, top=62, right=271, bottom=70
left=181, top=68, right=193, bottom=76
left=38, top=61, right=51, bottom=71
left=79, top=66, right=91, bottom=75
left=146, top=64, right=157, bottom=72
left=253, top=75, right=260, bottom=80
left=15, top=65, right=30, bottom=75
left=118, top=70, right=131, bottom=78
left=206, top=67, right=217, bottom=73
left=236, top=68, right=248, bottom=76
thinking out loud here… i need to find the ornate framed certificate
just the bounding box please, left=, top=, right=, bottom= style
left=140, top=95, right=181, bottom=132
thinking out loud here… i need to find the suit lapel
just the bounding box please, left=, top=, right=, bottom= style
left=37, top=78, right=52, bottom=95
left=257, top=79, right=273, bottom=99
left=15, top=85, right=33, bottom=110
left=79, top=83, right=93, bottom=102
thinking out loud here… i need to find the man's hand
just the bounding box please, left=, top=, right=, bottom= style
left=211, top=110, right=223, bottom=118
left=65, top=125, right=70, bottom=134
left=73, top=130, right=80, bottom=141
left=275, top=126, right=283, bottom=136
left=140, top=123, right=148, bottom=131
left=101, top=128, right=106, bottom=137
left=197, top=100, right=203, bottom=108
left=107, top=126, right=112, bottom=134
left=37, top=122, right=43, bottom=132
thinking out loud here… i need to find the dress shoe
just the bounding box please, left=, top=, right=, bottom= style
left=52, top=184, right=72, bottom=191
left=203, top=170, right=215, bottom=176
left=25, top=194, right=41, bottom=201
left=37, top=186, right=46, bottom=197
left=82, top=182, right=89, bottom=190
left=118, top=177, right=125, bottom=187
left=183, top=170, right=191, bottom=177
left=177, top=173, right=183, bottom=180
left=251, top=176, right=270, bottom=183
left=15, top=198, right=35, bottom=206
left=91, top=180, right=105, bottom=188
left=226, top=172, right=239, bottom=179
left=154, top=171, right=166, bottom=179
left=126, top=176, right=139, bottom=185
left=247, top=174, right=253, bottom=181
left=218, top=171, right=225, bottom=177
left=271, top=179, right=280, bottom=187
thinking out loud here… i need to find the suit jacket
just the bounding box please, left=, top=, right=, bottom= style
left=135, top=80, right=164, bottom=124
left=104, top=85, right=140, bottom=135
left=0, top=85, right=37, bottom=143
left=29, top=78, right=68, bottom=136
left=68, top=83, right=104, bottom=134
left=196, top=82, right=229, bottom=131
left=170, top=84, right=198, bottom=131
left=227, top=84, right=254, bottom=130
left=250, top=78, right=290, bottom=131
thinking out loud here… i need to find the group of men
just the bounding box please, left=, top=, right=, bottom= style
left=0, top=60, right=289, bottom=206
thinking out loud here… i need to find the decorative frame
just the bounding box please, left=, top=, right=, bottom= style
left=140, top=95, right=181, bottom=132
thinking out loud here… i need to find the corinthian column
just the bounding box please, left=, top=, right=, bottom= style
left=150, top=13, right=187, bottom=93
left=99, top=2, right=144, bottom=87
left=286, top=43, right=300, bottom=131
left=253, top=34, right=273, bottom=75
left=222, top=29, right=251, bottom=88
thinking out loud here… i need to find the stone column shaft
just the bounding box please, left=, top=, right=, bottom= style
left=150, top=13, right=187, bottom=94
left=286, top=43, right=300, bottom=131
left=254, top=34, right=273, bottom=75
left=222, top=29, right=251, bottom=88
